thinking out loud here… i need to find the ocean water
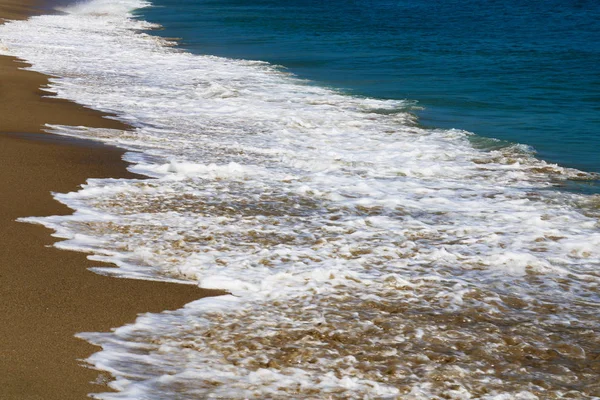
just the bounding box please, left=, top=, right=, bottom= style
left=139, top=0, right=600, bottom=176
left=1, top=0, right=600, bottom=398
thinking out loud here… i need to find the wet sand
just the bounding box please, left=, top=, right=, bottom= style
left=0, top=1, right=222, bottom=399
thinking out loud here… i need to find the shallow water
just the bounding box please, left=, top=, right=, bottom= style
left=1, top=0, right=599, bottom=398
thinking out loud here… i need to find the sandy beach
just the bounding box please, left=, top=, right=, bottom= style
left=0, top=1, right=222, bottom=399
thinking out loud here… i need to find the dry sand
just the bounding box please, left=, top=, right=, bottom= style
left=0, top=1, right=223, bottom=399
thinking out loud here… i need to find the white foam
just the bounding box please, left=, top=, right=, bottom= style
left=2, top=0, right=600, bottom=397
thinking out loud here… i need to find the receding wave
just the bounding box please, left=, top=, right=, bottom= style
left=1, top=0, right=599, bottom=398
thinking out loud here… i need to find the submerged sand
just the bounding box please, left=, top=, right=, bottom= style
left=0, top=1, right=222, bottom=399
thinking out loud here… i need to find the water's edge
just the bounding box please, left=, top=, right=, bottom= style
left=1, top=1, right=599, bottom=398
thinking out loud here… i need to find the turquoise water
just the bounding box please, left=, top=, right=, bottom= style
left=140, top=0, right=600, bottom=175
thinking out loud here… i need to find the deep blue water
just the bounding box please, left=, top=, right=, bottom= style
left=139, top=0, right=600, bottom=174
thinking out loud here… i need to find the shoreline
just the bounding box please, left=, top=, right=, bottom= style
left=0, top=1, right=223, bottom=399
